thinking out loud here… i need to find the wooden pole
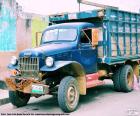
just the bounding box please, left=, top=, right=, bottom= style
left=77, top=0, right=118, bottom=9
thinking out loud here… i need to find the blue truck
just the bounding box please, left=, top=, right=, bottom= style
left=6, top=8, right=140, bottom=112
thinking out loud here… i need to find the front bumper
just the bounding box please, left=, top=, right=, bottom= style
left=3, top=77, right=49, bottom=95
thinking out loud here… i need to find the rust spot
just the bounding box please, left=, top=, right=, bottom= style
left=10, top=70, right=17, bottom=76
left=5, top=77, right=42, bottom=92
left=5, top=78, right=16, bottom=90
left=16, top=79, right=32, bottom=90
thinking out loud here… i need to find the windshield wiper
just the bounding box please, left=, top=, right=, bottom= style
left=42, top=40, right=72, bottom=44
left=43, top=41, right=55, bottom=44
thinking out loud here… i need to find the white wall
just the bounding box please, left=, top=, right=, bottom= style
left=16, top=0, right=140, bottom=15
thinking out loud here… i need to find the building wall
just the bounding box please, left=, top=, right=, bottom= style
left=31, top=17, right=48, bottom=47
left=0, top=0, right=49, bottom=79
left=0, top=0, right=16, bottom=51
left=0, top=1, right=32, bottom=78
left=16, top=17, right=32, bottom=52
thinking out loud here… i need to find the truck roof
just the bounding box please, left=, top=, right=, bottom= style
left=49, top=8, right=140, bottom=24
left=45, top=22, right=94, bottom=31
left=49, top=9, right=104, bottom=23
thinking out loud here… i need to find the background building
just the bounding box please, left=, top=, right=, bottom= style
left=0, top=0, right=49, bottom=78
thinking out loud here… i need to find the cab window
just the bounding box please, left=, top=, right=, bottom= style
left=80, top=29, right=92, bottom=44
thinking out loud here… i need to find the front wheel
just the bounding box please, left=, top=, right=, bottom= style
left=58, top=76, right=79, bottom=113
left=9, top=91, right=31, bottom=107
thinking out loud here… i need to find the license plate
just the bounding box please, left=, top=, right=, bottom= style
left=32, top=85, right=44, bottom=94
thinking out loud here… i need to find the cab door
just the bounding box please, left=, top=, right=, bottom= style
left=80, top=44, right=97, bottom=74
left=79, top=28, right=98, bottom=74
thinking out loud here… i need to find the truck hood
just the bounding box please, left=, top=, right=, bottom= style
left=19, top=43, right=76, bottom=57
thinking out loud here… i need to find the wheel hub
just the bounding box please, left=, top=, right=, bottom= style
left=127, top=72, right=133, bottom=88
left=67, top=85, right=77, bottom=106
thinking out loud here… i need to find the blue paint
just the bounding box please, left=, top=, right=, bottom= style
left=18, top=22, right=97, bottom=74
left=0, top=1, right=16, bottom=51
left=49, top=8, right=140, bottom=65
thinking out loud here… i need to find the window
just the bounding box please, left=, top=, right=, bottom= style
left=42, top=28, right=77, bottom=44
left=80, top=29, right=92, bottom=44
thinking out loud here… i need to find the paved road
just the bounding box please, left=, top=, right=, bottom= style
left=0, top=80, right=140, bottom=116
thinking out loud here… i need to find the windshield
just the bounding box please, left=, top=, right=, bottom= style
left=42, top=28, right=77, bottom=44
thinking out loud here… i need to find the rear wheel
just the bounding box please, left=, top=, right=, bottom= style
left=133, top=63, right=140, bottom=82
left=120, top=65, right=134, bottom=92
left=58, top=76, right=79, bottom=113
left=9, top=91, right=31, bottom=107
left=112, top=67, right=122, bottom=92
left=113, top=65, right=134, bottom=92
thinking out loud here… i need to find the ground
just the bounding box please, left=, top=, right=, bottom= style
left=0, top=80, right=140, bottom=116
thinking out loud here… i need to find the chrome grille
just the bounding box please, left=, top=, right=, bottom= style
left=19, top=57, right=39, bottom=73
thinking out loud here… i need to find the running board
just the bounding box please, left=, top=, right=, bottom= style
left=86, top=73, right=105, bottom=88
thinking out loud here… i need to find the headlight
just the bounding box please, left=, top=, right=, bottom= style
left=45, top=57, right=54, bottom=67
left=10, top=56, right=18, bottom=65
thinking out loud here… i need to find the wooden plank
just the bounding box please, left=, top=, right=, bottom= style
left=111, top=43, right=117, bottom=51
left=98, top=46, right=104, bottom=57
left=138, top=39, right=140, bottom=43
left=126, top=50, right=130, bottom=56
left=112, top=51, right=117, bottom=57
left=132, top=46, right=136, bottom=55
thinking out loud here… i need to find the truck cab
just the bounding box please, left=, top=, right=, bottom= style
left=40, top=22, right=98, bottom=74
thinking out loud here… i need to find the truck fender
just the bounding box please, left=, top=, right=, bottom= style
left=40, top=61, right=75, bottom=72
left=40, top=61, right=87, bottom=95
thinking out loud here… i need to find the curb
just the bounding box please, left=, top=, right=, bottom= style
left=0, top=97, right=9, bottom=106
left=0, top=80, right=10, bottom=106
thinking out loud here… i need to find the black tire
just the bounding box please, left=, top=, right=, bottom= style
left=58, top=76, right=79, bottom=113
left=112, top=67, right=122, bottom=92
left=113, top=65, right=134, bottom=92
left=120, top=65, right=134, bottom=92
left=9, top=91, right=31, bottom=107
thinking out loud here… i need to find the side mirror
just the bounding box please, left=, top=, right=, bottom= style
left=92, top=29, right=99, bottom=46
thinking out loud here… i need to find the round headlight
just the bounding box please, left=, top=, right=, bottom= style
left=10, top=56, right=18, bottom=65
left=45, top=57, right=54, bottom=67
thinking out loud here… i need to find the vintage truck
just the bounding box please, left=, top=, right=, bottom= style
left=6, top=8, right=140, bottom=112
